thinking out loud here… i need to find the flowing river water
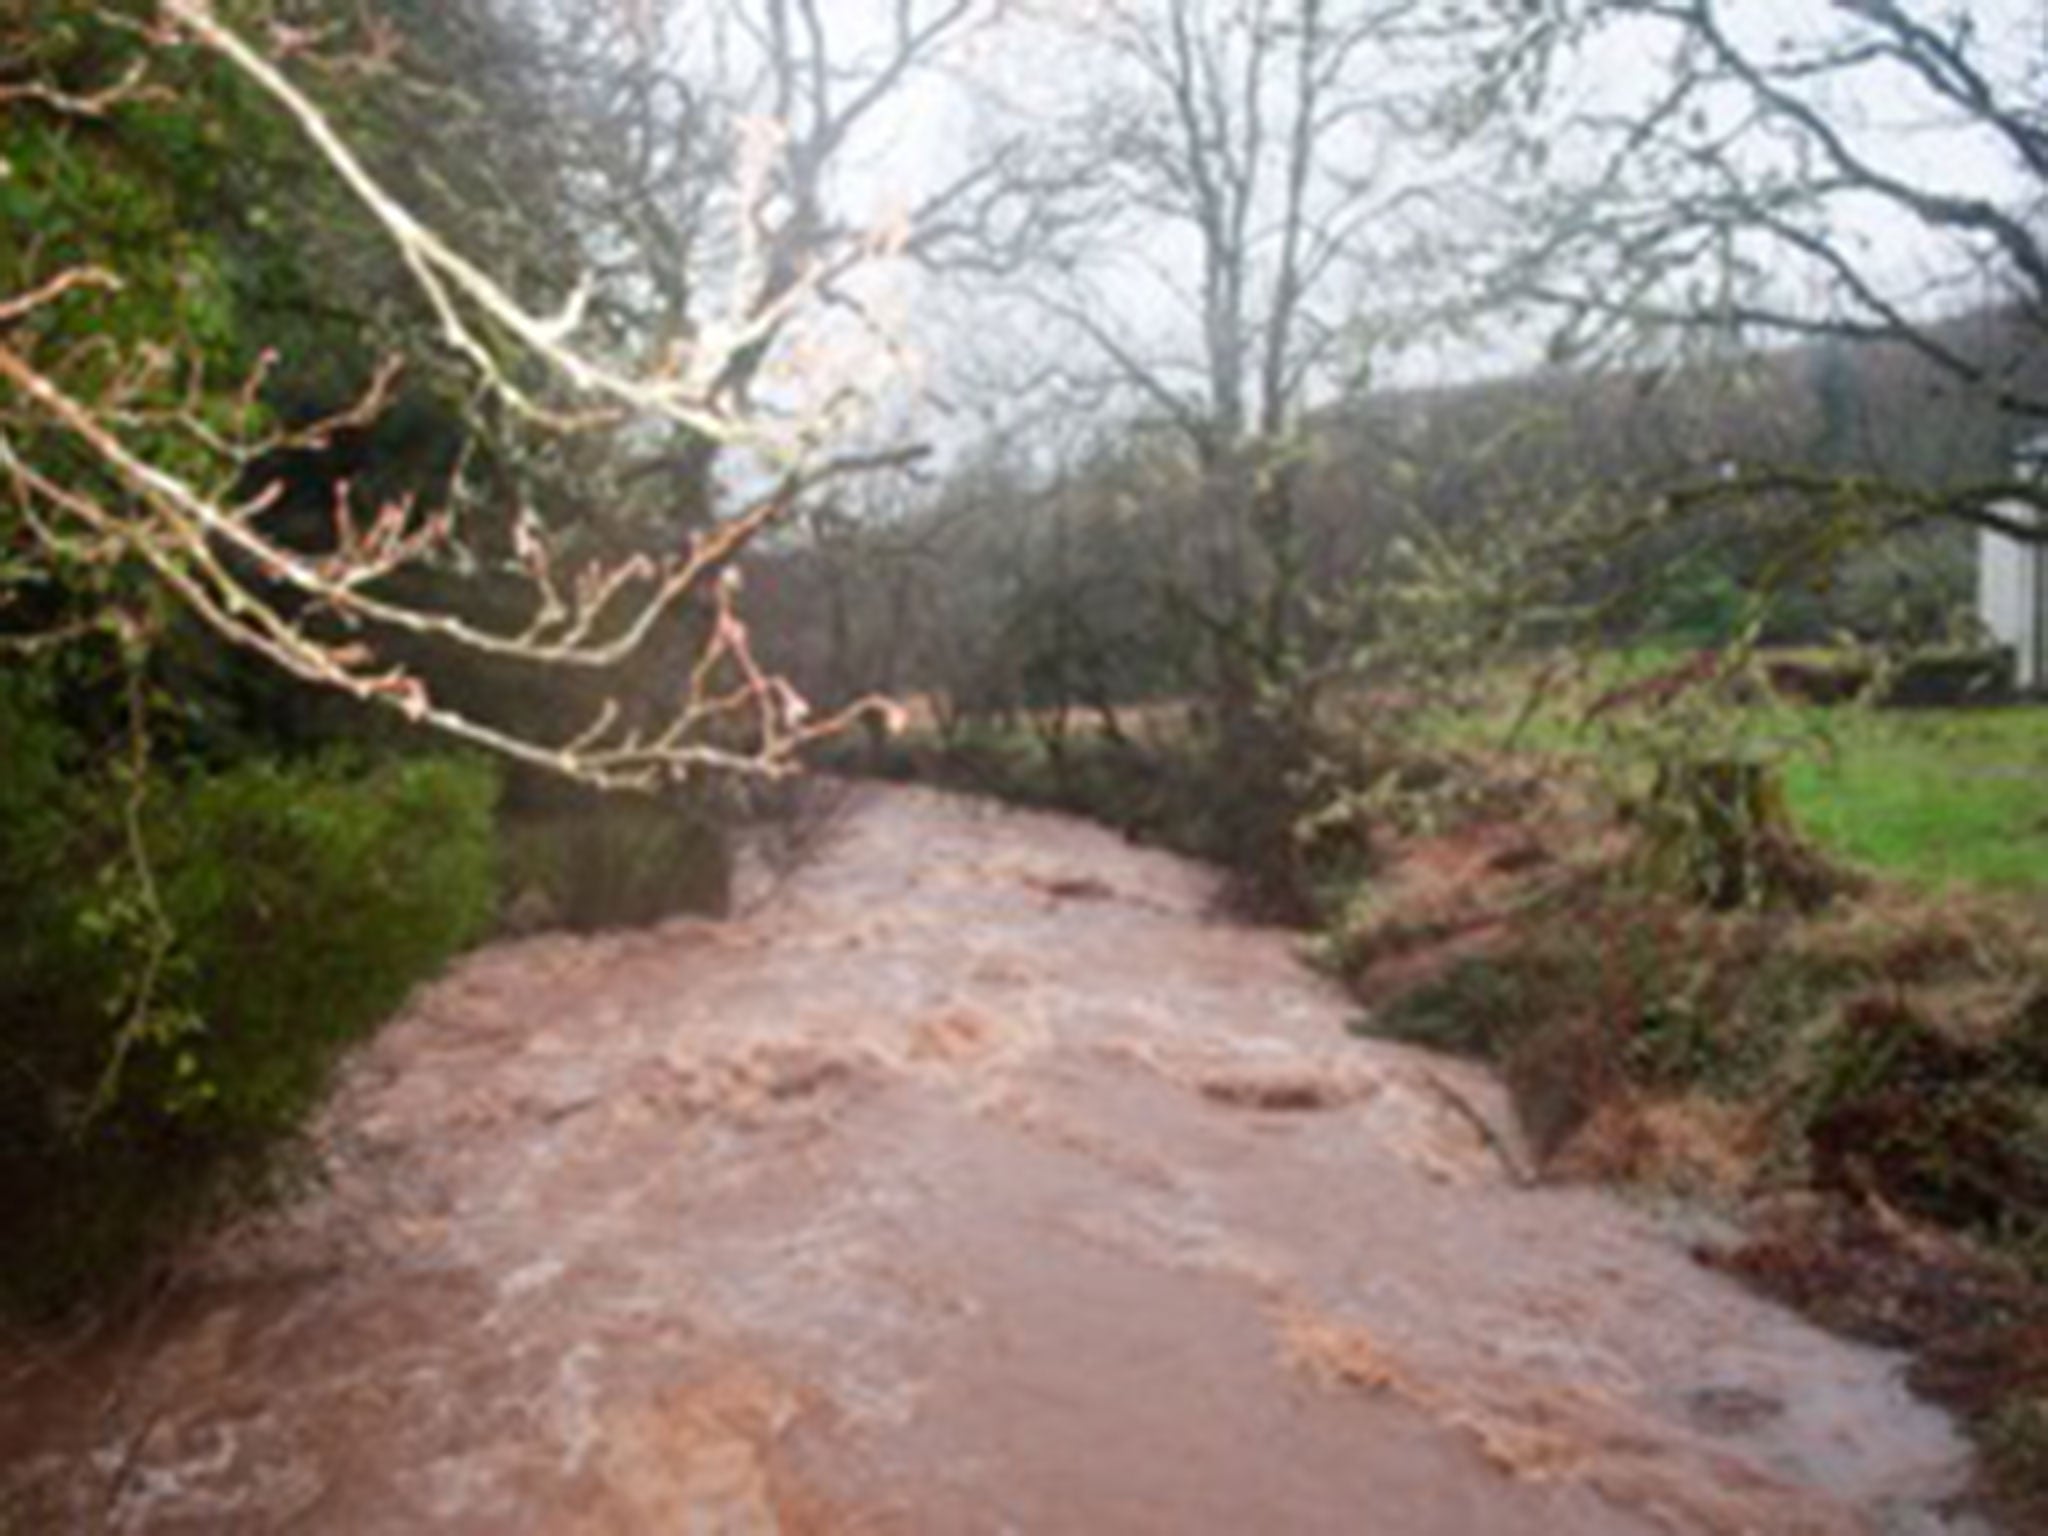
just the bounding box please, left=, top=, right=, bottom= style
left=0, top=786, right=1984, bottom=1534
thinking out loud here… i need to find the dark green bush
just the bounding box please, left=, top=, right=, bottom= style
left=0, top=735, right=498, bottom=1318
left=140, top=754, right=500, bottom=1139
left=1649, top=560, right=1747, bottom=649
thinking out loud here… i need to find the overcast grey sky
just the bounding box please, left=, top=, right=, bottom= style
left=569, top=1, right=2044, bottom=470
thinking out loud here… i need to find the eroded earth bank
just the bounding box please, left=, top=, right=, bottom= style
left=0, top=786, right=1982, bottom=1534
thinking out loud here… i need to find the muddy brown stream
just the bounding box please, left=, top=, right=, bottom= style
left=1, top=786, right=1982, bottom=1533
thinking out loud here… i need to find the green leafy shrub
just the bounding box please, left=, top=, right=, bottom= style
left=139, top=755, right=499, bottom=1138
left=1649, top=559, right=1747, bottom=648
left=0, top=738, right=499, bottom=1318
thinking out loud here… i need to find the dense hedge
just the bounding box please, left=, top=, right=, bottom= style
left=0, top=684, right=499, bottom=1317
left=141, top=755, right=499, bottom=1136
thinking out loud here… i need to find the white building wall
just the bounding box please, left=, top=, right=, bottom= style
left=1980, top=505, right=2045, bottom=691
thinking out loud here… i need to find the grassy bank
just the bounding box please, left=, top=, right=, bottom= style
left=1417, top=658, right=2048, bottom=897
left=1388, top=668, right=2048, bottom=1518
left=1784, top=708, right=2048, bottom=893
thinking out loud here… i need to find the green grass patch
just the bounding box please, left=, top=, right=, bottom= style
left=1784, top=709, right=2048, bottom=894
left=1411, top=655, right=2048, bottom=897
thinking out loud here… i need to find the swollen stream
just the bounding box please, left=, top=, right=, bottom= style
left=0, top=786, right=1980, bottom=1533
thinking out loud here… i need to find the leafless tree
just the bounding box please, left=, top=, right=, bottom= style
left=490, top=0, right=1049, bottom=524
left=1002, top=0, right=1456, bottom=701
left=1471, top=0, right=2048, bottom=542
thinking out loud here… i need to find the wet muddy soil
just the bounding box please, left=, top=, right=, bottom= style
left=0, top=786, right=1982, bottom=1533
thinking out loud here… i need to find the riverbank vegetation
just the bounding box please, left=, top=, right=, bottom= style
left=3, top=0, right=933, bottom=1318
